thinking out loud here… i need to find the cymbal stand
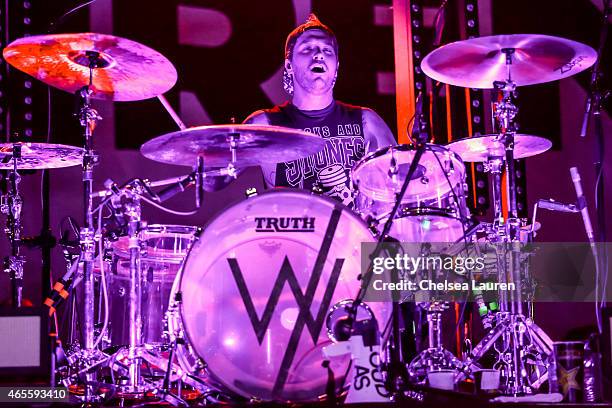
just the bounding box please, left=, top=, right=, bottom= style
left=461, top=50, right=553, bottom=395
left=407, top=302, right=463, bottom=380
left=1, top=145, right=25, bottom=307
left=74, top=55, right=104, bottom=402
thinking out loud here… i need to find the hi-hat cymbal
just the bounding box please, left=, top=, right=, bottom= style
left=2, top=33, right=177, bottom=101
left=0, top=143, right=83, bottom=169
left=421, top=34, right=597, bottom=89
left=140, top=124, right=327, bottom=168
left=446, top=134, right=552, bottom=162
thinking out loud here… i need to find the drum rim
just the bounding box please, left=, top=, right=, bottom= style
left=193, top=187, right=371, bottom=241
left=112, top=224, right=200, bottom=261
left=174, top=188, right=375, bottom=400
left=352, top=143, right=465, bottom=178
left=351, top=144, right=466, bottom=202
left=398, top=205, right=463, bottom=220
left=141, top=224, right=200, bottom=234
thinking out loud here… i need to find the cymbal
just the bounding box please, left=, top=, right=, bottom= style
left=0, top=143, right=83, bottom=169
left=446, top=134, right=552, bottom=162
left=2, top=33, right=177, bottom=101
left=140, top=124, right=327, bottom=167
left=421, top=34, right=597, bottom=88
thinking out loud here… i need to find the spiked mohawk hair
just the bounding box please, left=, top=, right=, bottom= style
left=284, top=14, right=337, bottom=60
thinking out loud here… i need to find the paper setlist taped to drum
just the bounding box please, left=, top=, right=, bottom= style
left=360, top=242, right=612, bottom=304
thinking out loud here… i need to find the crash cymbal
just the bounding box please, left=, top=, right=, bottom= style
left=0, top=143, right=83, bottom=169
left=2, top=33, right=177, bottom=101
left=421, top=34, right=597, bottom=89
left=140, top=124, right=327, bottom=167
left=446, top=134, right=552, bottom=162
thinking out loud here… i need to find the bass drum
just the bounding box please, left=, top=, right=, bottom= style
left=167, top=190, right=391, bottom=401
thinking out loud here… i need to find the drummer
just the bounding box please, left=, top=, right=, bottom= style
left=244, top=14, right=395, bottom=207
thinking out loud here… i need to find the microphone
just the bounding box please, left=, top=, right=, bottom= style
left=156, top=174, right=194, bottom=203
left=44, top=258, right=81, bottom=316
left=388, top=153, right=399, bottom=181
left=331, top=315, right=353, bottom=342
left=580, top=96, right=592, bottom=138
left=104, top=179, right=121, bottom=196
left=570, top=167, right=595, bottom=243
left=411, top=92, right=426, bottom=143
left=90, top=179, right=121, bottom=198
left=537, top=199, right=578, bottom=213
left=195, top=156, right=204, bottom=208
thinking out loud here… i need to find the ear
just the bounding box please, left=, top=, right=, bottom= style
left=284, top=59, right=292, bottom=73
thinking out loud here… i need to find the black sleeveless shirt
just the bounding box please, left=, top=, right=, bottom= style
left=264, top=100, right=365, bottom=207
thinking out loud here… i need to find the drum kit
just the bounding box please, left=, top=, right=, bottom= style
left=0, top=29, right=598, bottom=404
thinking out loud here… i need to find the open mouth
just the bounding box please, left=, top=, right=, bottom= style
left=311, top=65, right=326, bottom=73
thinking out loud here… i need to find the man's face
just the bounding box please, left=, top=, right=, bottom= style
left=287, top=29, right=338, bottom=96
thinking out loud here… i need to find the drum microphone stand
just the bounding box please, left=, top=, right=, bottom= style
left=339, top=94, right=430, bottom=399
left=1, top=145, right=25, bottom=307
left=121, top=186, right=145, bottom=393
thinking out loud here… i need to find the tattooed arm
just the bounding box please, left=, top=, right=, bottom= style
left=362, top=108, right=396, bottom=154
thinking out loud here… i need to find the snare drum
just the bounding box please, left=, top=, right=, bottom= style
left=166, top=190, right=391, bottom=401
left=99, top=224, right=198, bottom=346
left=352, top=144, right=470, bottom=243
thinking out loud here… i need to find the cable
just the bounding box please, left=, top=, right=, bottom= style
left=429, top=146, right=479, bottom=339
left=594, top=163, right=608, bottom=312
left=405, top=113, right=416, bottom=144
left=40, top=87, right=51, bottom=209
left=138, top=194, right=198, bottom=216
left=47, top=0, right=97, bottom=34
left=92, top=205, right=109, bottom=349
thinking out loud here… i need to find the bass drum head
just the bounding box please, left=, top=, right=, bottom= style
left=178, top=190, right=391, bottom=401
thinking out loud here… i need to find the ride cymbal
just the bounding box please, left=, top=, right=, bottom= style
left=421, top=34, right=597, bottom=89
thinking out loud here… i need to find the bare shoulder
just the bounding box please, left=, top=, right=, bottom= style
left=362, top=108, right=396, bottom=152
left=243, top=110, right=271, bottom=125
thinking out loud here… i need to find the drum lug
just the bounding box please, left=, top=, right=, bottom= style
left=365, top=215, right=379, bottom=236
left=195, top=357, right=207, bottom=372
left=102, top=248, right=113, bottom=263
left=311, top=181, right=324, bottom=195
left=245, top=187, right=258, bottom=198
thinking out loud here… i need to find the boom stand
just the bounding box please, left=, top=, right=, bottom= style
left=342, top=102, right=431, bottom=399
